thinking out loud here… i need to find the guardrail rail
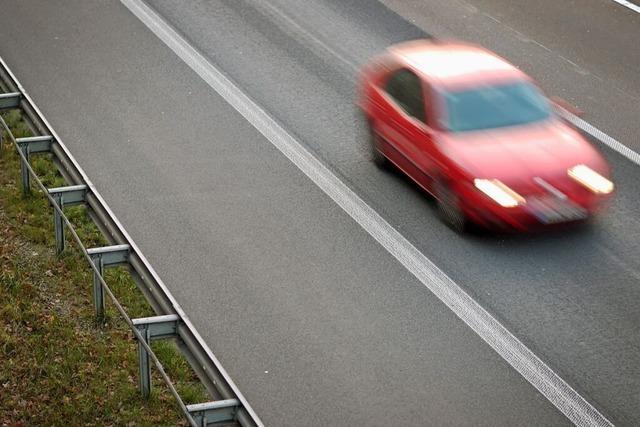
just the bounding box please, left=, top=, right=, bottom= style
left=0, top=55, right=263, bottom=427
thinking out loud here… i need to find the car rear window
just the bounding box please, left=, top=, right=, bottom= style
left=443, top=81, right=551, bottom=132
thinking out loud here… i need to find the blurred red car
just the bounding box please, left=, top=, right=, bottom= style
left=357, top=39, right=614, bottom=231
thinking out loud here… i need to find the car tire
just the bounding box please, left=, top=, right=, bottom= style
left=363, top=117, right=389, bottom=168
left=435, top=179, right=467, bottom=233
left=371, top=132, right=389, bottom=168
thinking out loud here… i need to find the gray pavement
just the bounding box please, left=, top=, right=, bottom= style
left=143, top=0, right=640, bottom=421
left=1, top=0, right=639, bottom=425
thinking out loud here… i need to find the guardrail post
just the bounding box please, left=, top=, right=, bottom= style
left=87, top=245, right=129, bottom=319
left=94, top=255, right=106, bottom=318
left=16, top=136, right=53, bottom=196
left=131, top=314, right=180, bottom=399
left=51, top=192, right=65, bottom=253
left=0, top=95, right=20, bottom=157
left=47, top=184, right=87, bottom=254
left=138, top=324, right=152, bottom=398
left=187, top=399, right=240, bottom=426
left=18, top=142, right=30, bottom=195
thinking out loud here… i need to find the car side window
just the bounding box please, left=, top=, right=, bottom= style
left=385, top=69, right=427, bottom=123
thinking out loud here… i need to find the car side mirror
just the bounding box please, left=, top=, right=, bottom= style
left=551, top=96, right=584, bottom=118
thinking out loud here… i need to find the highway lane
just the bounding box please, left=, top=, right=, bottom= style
left=0, top=1, right=570, bottom=426
left=0, top=0, right=638, bottom=424
left=382, top=0, right=640, bottom=150
left=143, top=0, right=640, bottom=423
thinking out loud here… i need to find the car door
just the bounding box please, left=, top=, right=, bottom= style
left=379, top=68, right=435, bottom=189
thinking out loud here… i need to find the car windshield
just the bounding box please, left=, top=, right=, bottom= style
left=443, top=81, right=551, bottom=132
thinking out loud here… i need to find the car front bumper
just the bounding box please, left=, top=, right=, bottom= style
left=461, top=189, right=613, bottom=232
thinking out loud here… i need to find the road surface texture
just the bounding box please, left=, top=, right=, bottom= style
left=1, top=0, right=638, bottom=425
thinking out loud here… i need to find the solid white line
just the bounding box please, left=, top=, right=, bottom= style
left=557, top=108, right=640, bottom=166
left=247, top=0, right=357, bottom=75
left=611, top=0, right=640, bottom=13
left=121, top=1, right=613, bottom=425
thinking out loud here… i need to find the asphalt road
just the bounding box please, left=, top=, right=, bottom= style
left=1, top=0, right=639, bottom=425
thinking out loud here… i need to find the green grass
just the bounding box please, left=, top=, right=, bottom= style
left=0, top=110, right=207, bottom=426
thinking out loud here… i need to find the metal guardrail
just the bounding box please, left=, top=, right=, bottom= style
left=0, top=55, right=263, bottom=427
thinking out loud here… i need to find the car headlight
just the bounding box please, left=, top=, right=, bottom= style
left=474, top=179, right=525, bottom=208
left=568, top=164, right=614, bottom=194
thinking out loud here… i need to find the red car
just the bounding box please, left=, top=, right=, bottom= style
left=357, top=39, right=614, bottom=231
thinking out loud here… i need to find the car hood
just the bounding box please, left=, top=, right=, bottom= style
left=440, top=119, right=608, bottom=188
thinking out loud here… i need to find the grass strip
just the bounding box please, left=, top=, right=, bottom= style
left=0, top=110, right=207, bottom=426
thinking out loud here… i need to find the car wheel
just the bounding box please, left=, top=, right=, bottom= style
left=363, top=117, right=389, bottom=168
left=371, top=131, right=389, bottom=168
left=435, top=179, right=467, bottom=232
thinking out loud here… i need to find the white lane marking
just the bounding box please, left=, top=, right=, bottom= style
left=121, top=1, right=612, bottom=425
left=482, top=12, right=501, bottom=23
left=532, top=39, right=552, bottom=52
left=612, top=0, right=640, bottom=13
left=246, top=0, right=357, bottom=75
left=558, top=55, right=590, bottom=75
left=556, top=108, right=640, bottom=167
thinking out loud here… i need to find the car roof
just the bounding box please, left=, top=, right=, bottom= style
left=388, top=40, right=526, bottom=87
